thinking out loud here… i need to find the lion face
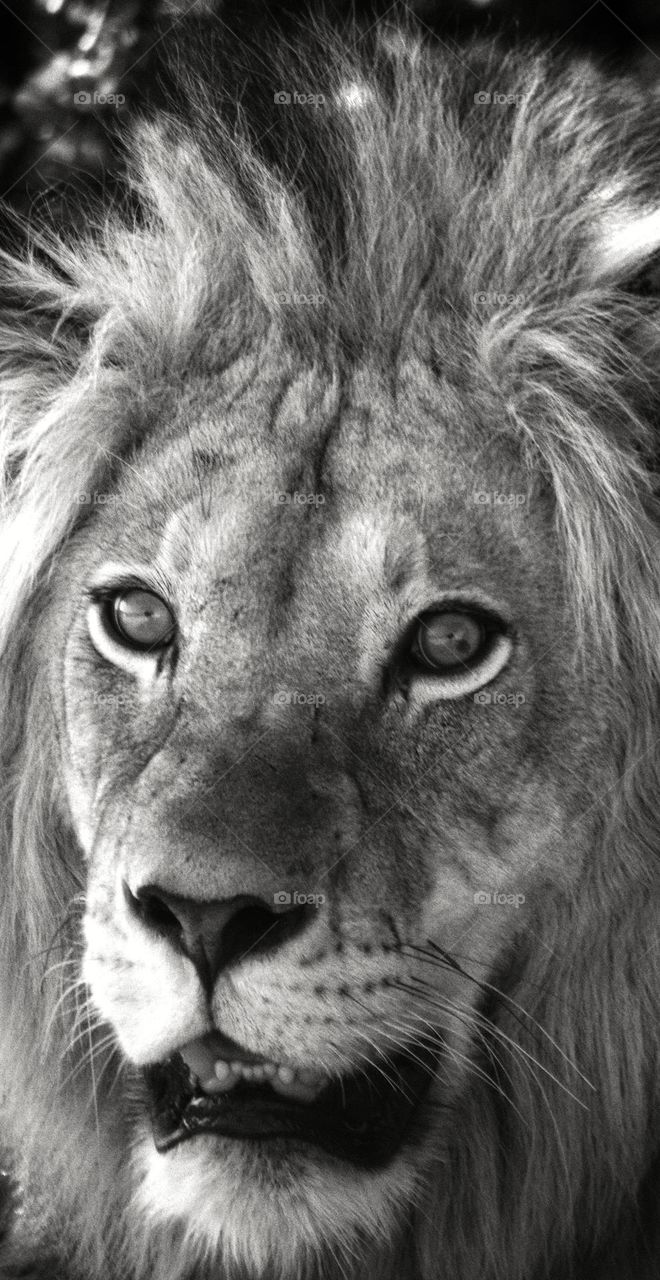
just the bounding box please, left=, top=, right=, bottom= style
left=3, top=19, right=660, bottom=1280
left=43, top=348, right=598, bottom=1275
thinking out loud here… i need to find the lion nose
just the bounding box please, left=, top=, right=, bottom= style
left=123, top=882, right=313, bottom=990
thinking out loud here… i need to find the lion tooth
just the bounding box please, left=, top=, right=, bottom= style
left=204, top=1060, right=239, bottom=1093
left=241, top=1064, right=269, bottom=1081
left=270, top=1065, right=326, bottom=1103
left=199, top=1056, right=327, bottom=1103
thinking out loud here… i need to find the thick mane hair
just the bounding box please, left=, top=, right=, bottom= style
left=0, top=16, right=659, bottom=1280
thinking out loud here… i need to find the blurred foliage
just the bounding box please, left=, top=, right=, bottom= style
left=0, top=0, right=659, bottom=217
left=0, top=0, right=164, bottom=215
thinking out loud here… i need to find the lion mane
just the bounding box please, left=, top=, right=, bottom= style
left=0, top=16, right=659, bottom=1280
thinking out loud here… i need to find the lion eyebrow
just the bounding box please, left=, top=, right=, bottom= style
left=85, top=561, right=176, bottom=601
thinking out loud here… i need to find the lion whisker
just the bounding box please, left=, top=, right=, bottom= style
left=383, top=1003, right=529, bottom=1121
left=41, top=975, right=90, bottom=1048
left=406, top=943, right=596, bottom=1090
left=341, top=1023, right=418, bottom=1107
left=405, top=983, right=592, bottom=1111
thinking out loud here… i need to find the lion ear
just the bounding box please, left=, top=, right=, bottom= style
left=590, top=200, right=660, bottom=288
left=588, top=199, right=660, bottom=416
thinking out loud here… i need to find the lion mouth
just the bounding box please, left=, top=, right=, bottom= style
left=143, top=1033, right=440, bottom=1168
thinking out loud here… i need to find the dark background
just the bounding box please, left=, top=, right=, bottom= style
left=1, top=0, right=660, bottom=216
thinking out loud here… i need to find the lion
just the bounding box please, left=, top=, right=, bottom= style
left=0, top=14, right=659, bottom=1280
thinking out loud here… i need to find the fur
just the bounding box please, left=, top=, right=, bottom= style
left=0, top=17, right=659, bottom=1280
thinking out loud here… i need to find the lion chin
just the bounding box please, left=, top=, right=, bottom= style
left=134, top=1136, right=417, bottom=1279
left=1, top=9, right=660, bottom=1280
left=128, top=1030, right=438, bottom=1276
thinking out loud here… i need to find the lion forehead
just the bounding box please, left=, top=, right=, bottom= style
left=88, top=356, right=541, bottom=600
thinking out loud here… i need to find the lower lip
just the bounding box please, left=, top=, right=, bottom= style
left=163, top=1086, right=380, bottom=1163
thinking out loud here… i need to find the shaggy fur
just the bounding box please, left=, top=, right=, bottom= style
left=1, top=16, right=659, bottom=1280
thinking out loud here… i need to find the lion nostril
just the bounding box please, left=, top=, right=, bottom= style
left=122, top=881, right=314, bottom=991
left=220, top=903, right=308, bottom=967
left=125, top=884, right=182, bottom=939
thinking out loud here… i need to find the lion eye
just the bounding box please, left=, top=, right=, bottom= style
left=411, top=611, right=485, bottom=672
left=110, top=589, right=176, bottom=649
